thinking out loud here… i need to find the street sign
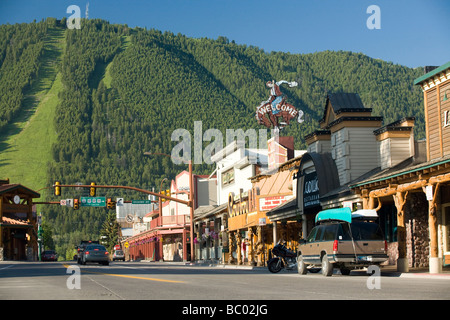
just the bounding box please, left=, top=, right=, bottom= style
left=124, top=242, right=129, bottom=249
left=59, top=199, right=73, bottom=207
left=80, top=196, right=106, bottom=207
left=116, top=198, right=124, bottom=206
left=132, top=200, right=151, bottom=204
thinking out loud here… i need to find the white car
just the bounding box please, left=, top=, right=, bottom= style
left=113, top=249, right=125, bottom=261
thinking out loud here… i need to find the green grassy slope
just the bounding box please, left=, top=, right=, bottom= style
left=0, top=26, right=65, bottom=191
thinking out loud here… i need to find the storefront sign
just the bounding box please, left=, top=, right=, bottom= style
left=444, top=110, right=450, bottom=128
left=228, top=187, right=259, bottom=217
left=303, top=171, right=320, bottom=208
left=259, top=195, right=293, bottom=211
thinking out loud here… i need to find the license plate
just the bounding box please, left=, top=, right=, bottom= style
left=357, top=256, right=372, bottom=262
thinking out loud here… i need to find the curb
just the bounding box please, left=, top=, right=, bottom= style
left=137, top=260, right=450, bottom=279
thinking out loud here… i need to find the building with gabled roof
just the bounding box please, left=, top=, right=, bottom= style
left=0, top=180, right=40, bottom=261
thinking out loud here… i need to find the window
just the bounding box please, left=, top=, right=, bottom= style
left=337, top=222, right=384, bottom=241
left=221, top=168, right=235, bottom=187
left=307, top=227, right=318, bottom=242
left=322, top=224, right=339, bottom=241
left=315, top=226, right=324, bottom=241
left=444, top=205, right=450, bottom=253
left=378, top=204, right=397, bottom=242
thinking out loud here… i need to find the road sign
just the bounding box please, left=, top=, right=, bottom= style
left=80, top=196, right=106, bottom=207
left=116, top=198, right=124, bottom=206
left=124, top=242, right=129, bottom=249
left=132, top=200, right=151, bottom=204
left=59, top=199, right=73, bottom=207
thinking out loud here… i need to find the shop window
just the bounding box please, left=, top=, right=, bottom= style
left=378, top=204, right=397, bottom=242
left=444, top=205, right=450, bottom=254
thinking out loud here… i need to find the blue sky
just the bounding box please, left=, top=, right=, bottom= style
left=0, top=0, right=449, bottom=68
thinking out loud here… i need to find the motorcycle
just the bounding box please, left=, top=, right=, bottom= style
left=267, top=241, right=297, bottom=273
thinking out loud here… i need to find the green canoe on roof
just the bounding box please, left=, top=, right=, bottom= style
left=315, top=207, right=352, bottom=224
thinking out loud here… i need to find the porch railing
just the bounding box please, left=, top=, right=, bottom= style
left=149, top=214, right=190, bottom=229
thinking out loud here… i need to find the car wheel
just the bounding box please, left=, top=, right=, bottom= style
left=321, top=254, right=333, bottom=277
left=297, top=255, right=307, bottom=275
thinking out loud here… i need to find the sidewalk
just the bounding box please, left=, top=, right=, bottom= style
left=141, top=259, right=450, bottom=279
left=378, top=265, right=450, bottom=279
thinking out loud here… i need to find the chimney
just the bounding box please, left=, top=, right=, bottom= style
left=267, top=136, right=294, bottom=170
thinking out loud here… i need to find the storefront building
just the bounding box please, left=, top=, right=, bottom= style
left=350, top=62, right=450, bottom=273
left=0, top=180, right=40, bottom=261
left=193, top=140, right=269, bottom=265
left=124, top=171, right=216, bottom=262
left=293, top=93, right=384, bottom=238
left=257, top=136, right=305, bottom=255
left=221, top=136, right=305, bottom=266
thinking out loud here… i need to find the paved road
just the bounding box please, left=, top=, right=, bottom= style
left=1, top=261, right=449, bottom=302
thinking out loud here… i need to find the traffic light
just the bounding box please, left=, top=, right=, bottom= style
left=90, top=182, right=96, bottom=197
left=107, top=198, right=116, bottom=210
left=54, top=181, right=61, bottom=196
left=161, top=190, right=166, bottom=202
left=166, top=189, right=170, bottom=202
left=73, top=198, right=79, bottom=210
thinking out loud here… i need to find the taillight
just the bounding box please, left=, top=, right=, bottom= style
left=333, top=240, right=338, bottom=252
left=85, top=251, right=89, bottom=255
left=105, top=252, right=109, bottom=255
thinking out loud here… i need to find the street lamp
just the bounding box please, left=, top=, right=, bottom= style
left=144, top=152, right=195, bottom=262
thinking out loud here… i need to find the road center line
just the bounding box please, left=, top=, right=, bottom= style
left=62, top=264, right=185, bottom=284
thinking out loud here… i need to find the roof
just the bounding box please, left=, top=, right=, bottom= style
left=349, top=154, right=450, bottom=189
left=328, top=93, right=366, bottom=112
left=1, top=216, right=33, bottom=227
left=193, top=203, right=228, bottom=221
left=266, top=197, right=299, bottom=220
left=414, top=61, right=450, bottom=85
left=0, top=184, right=40, bottom=198
left=320, top=92, right=375, bottom=126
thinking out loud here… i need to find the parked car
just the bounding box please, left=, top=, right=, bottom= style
left=297, top=208, right=388, bottom=276
left=41, top=250, right=57, bottom=261
left=113, top=249, right=125, bottom=261
left=80, top=244, right=109, bottom=265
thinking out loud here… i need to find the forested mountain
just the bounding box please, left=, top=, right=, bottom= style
left=0, top=19, right=424, bottom=258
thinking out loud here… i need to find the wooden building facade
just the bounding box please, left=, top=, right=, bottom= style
left=351, top=62, right=450, bottom=273
left=0, top=180, right=40, bottom=261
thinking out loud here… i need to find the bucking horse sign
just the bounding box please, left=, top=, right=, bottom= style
left=255, top=80, right=304, bottom=130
